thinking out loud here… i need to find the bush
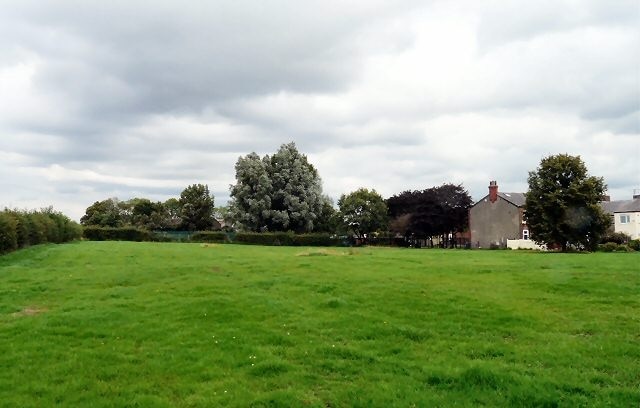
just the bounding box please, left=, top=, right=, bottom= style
left=194, top=231, right=342, bottom=246
left=191, top=231, right=228, bottom=243
left=83, top=226, right=152, bottom=242
left=599, top=242, right=619, bottom=252
left=0, top=213, right=18, bottom=254
left=600, top=231, right=632, bottom=245
left=628, top=239, right=640, bottom=251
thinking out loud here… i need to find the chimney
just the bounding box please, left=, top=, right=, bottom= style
left=634, top=189, right=640, bottom=200
left=489, top=180, right=498, bottom=203
left=601, top=195, right=610, bottom=202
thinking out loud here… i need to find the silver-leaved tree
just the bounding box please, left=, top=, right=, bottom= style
left=229, top=142, right=327, bottom=233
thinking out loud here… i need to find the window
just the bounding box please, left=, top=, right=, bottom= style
left=522, top=229, right=529, bottom=240
left=620, top=214, right=630, bottom=224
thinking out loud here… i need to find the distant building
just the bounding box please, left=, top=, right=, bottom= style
left=601, top=192, right=640, bottom=240
left=470, top=181, right=640, bottom=248
left=469, top=181, right=528, bottom=249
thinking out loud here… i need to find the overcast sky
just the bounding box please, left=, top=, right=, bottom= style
left=1, top=0, right=639, bottom=220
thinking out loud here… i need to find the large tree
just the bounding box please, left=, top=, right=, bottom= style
left=524, top=154, right=610, bottom=251
left=179, top=184, right=216, bottom=231
left=229, top=143, right=324, bottom=233
left=229, top=152, right=273, bottom=232
left=387, top=184, right=472, bottom=247
left=338, top=188, right=388, bottom=240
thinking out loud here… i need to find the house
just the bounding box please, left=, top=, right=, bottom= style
left=469, top=181, right=530, bottom=248
left=601, top=192, right=640, bottom=240
left=470, top=181, right=640, bottom=248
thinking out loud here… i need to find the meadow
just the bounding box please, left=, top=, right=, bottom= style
left=0, top=242, right=638, bottom=407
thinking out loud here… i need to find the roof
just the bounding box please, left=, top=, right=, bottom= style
left=498, top=192, right=526, bottom=207
left=472, top=192, right=640, bottom=213
left=601, top=199, right=640, bottom=214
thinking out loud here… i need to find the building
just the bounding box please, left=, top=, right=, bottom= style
left=601, top=192, right=640, bottom=240
left=469, top=181, right=528, bottom=248
left=470, top=181, right=640, bottom=247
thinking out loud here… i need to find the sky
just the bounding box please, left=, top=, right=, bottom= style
left=1, top=0, right=639, bottom=221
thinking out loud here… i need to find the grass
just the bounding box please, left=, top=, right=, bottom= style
left=0, top=242, right=638, bottom=407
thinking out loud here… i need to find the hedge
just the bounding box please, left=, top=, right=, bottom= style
left=82, top=228, right=343, bottom=247
left=82, top=226, right=154, bottom=242
left=0, top=209, right=82, bottom=255
left=189, top=231, right=343, bottom=246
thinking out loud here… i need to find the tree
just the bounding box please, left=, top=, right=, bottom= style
left=179, top=184, right=216, bottom=231
left=338, top=188, right=388, bottom=240
left=524, top=154, right=610, bottom=251
left=387, top=184, right=472, bottom=247
left=314, top=195, right=339, bottom=233
left=229, top=152, right=273, bottom=232
left=162, top=198, right=182, bottom=230
left=229, top=143, right=325, bottom=233
left=80, top=198, right=126, bottom=227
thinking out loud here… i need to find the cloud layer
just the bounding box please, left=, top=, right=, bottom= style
left=1, top=0, right=638, bottom=220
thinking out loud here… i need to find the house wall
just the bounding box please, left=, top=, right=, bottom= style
left=614, top=212, right=640, bottom=239
left=470, top=196, right=522, bottom=248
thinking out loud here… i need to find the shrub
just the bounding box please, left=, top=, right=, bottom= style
left=599, top=242, right=619, bottom=252
left=628, top=239, right=640, bottom=251
left=0, top=208, right=81, bottom=255
left=615, top=245, right=633, bottom=253
left=191, top=231, right=227, bottom=243
left=0, top=213, right=18, bottom=254
left=600, top=231, right=632, bottom=245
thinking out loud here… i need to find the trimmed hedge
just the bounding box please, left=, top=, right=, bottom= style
left=82, top=226, right=153, bottom=242
left=0, top=209, right=82, bottom=255
left=189, top=231, right=343, bottom=246
left=190, top=231, right=227, bottom=243
left=83, top=228, right=342, bottom=247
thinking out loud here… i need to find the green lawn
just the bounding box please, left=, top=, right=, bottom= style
left=0, top=242, right=638, bottom=407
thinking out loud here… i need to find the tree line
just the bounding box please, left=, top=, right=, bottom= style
left=80, top=143, right=473, bottom=246
left=80, top=143, right=614, bottom=251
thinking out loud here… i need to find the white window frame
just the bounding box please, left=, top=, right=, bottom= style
left=620, top=214, right=630, bottom=224
left=522, top=229, right=529, bottom=240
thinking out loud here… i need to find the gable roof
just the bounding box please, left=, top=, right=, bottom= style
left=498, top=192, right=526, bottom=207
left=601, top=199, right=640, bottom=214
left=471, top=192, right=525, bottom=208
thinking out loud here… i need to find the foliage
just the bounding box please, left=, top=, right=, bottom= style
left=600, top=231, right=632, bottom=245
left=179, top=184, right=216, bottom=231
left=313, top=196, right=339, bottom=233
left=0, top=208, right=81, bottom=254
left=80, top=198, right=126, bottom=227
left=229, top=143, right=325, bottom=233
left=232, top=232, right=341, bottom=246
left=628, top=239, right=640, bottom=251
left=0, top=213, right=18, bottom=253
left=524, top=154, right=610, bottom=251
left=190, top=231, right=228, bottom=243
left=338, top=188, right=388, bottom=239
left=1, top=242, right=638, bottom=406
left=82, top=226, right=154, bottom=242
left=80, top=187, right=220, bottom=232
left=387, top=183, right=472, bottom=246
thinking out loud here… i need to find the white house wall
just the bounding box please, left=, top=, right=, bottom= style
left=615, top=212, right=640, bottom=239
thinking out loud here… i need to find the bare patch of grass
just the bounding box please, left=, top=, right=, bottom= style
left=12, top=306, right=48, bottom=317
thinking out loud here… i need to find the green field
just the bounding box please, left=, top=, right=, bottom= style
left=0, top=242, right=638, bottom=407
